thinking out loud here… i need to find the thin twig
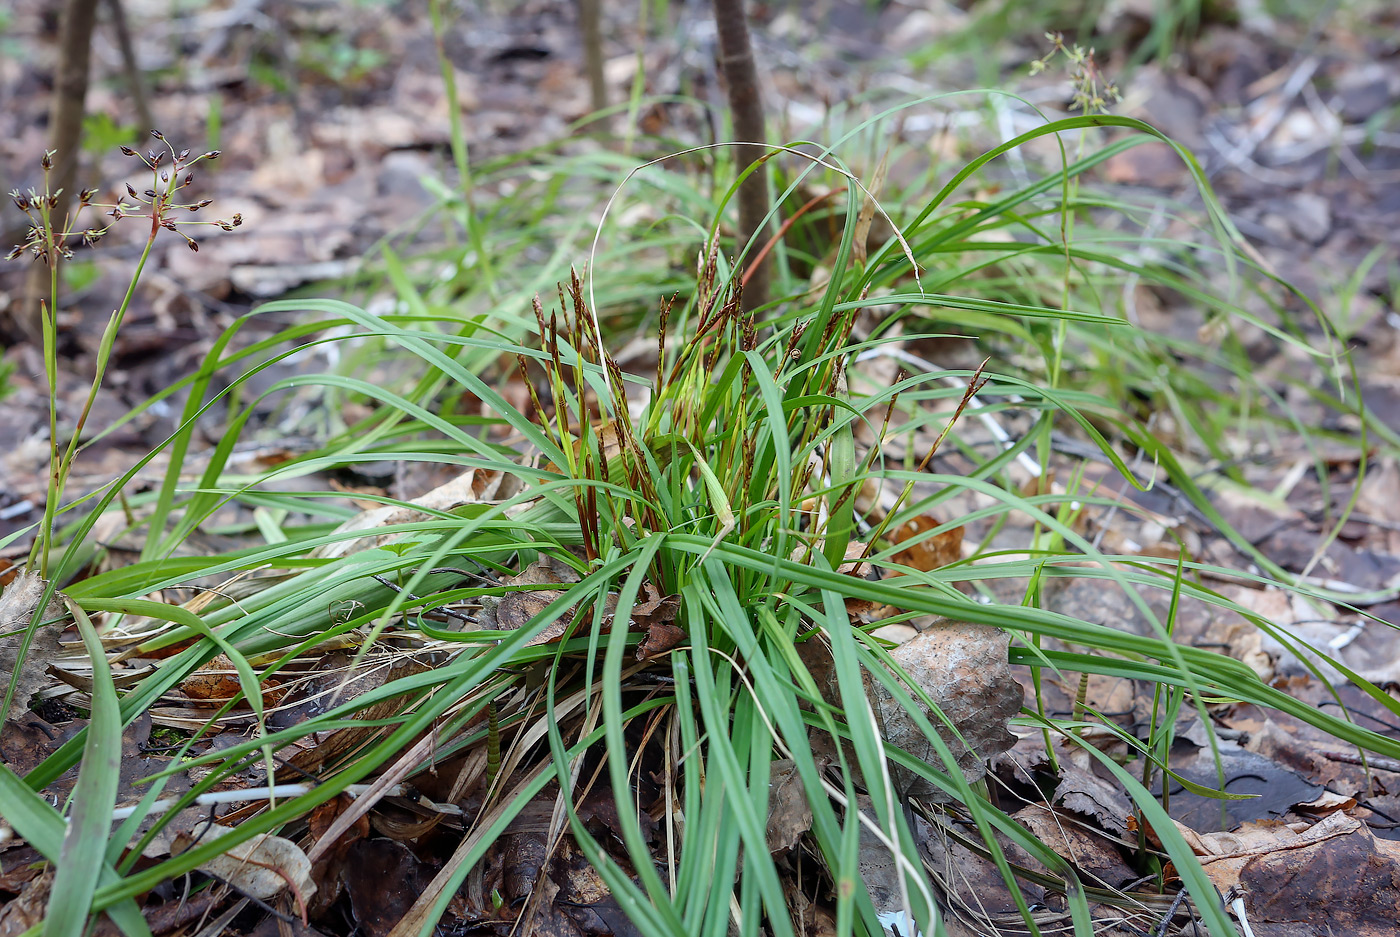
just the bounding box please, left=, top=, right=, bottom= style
left=1319, top=750, right=1400, bottom=773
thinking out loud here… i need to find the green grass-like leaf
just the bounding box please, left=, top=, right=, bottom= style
left=11, top=94, right=1397, bottom=937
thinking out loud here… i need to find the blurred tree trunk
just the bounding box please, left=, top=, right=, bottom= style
left=104, top=0, right=153, bottom=134
left=17, top=0, right=99, bottom=345
left=578, top=0, right=608, bottom=125
left=48, top=0, right=99, bottom=241
left=710, top=0, right=769, bottom=312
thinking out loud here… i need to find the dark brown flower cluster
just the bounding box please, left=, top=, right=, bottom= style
left=6, top=131, right=242, bottom=263
left=6, top=149, right=101, bottom=263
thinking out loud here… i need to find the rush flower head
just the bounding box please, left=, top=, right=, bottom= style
left=5, top=136, right=241, bottom=268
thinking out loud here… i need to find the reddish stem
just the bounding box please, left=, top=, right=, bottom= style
left=741, top=186, right=847, bottom=288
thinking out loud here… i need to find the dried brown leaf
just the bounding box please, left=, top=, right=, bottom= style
left=766, top=759, right=813, bottom=854
left=344, top=839, right=430, bottom=937
left=0, top=571, right=63, bottom=724
left=315, top=467, right=528, bottom=560
left=1012, top=803, right=1135, bottom=886
left=173, top=825, right=316, bottom=907
left=890, top=514, right=963, bottom=573
left=1238, top=817, right=1400, bottom=935
left=1052, top=740, right=1135, bottom=836
left=306, top=793, right=371, bottom=917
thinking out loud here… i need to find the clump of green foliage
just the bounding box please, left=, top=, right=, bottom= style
left=0, top=73, right=1391, bottom=937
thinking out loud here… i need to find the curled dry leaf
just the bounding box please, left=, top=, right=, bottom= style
left=1051, top=739, right=1135, bottom=836
left=879, top=621, right=1022, bottom=795
left=0, top=571, right=64, bottom=725
left=632, top=582, right=682, bottom=659
left=1294, top=790, right=1357, bottom=814
left=172, top=825, right=316, bottom=907
left=634, top=619, right=685, bottom=660
left=1141, top=810, right=1358, bottom=892
left=180, top=653, right=284, bottom=708
left=890, top=514, right=963, bottom=573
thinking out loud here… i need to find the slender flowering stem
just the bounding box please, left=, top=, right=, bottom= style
left=8, top=133, right=241, bottom=577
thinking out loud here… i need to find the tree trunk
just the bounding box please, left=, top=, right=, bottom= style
left=710, top=0, right=770, bottom=312
left=104, top=0, right=154, bottom=134
left=45, top=0, right=100, bottom=251
left=16, top=0, right=100, bottom=345
left=578, top=0, right=608, bottom=125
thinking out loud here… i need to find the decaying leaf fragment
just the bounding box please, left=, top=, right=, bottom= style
left=171, top=824, right=316, bottom=907
left=1145, top=809, right=1400, bottom=935
left=0, top=869, right=52, bottom=934
left=890, top=514, right=963, bottom=573
left=0, top=571, right=64, bottom=724
left=766, top=758, right=813, bottom=853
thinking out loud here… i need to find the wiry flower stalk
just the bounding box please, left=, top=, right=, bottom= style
left=5, top=132, right=243, bottom=576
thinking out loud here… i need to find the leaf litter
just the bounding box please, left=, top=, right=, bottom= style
left=3, top=1, right=1400, bottom=935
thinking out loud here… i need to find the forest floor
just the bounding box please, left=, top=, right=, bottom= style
left=2, top=1, right=1400, bottom=935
